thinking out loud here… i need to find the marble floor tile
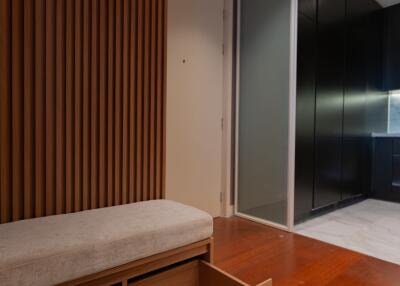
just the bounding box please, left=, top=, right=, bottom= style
left=295, top=199, right=400, bottom=265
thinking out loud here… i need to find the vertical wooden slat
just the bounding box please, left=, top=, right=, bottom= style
left=156, top=0, right=165, bottom=200
left=149, top=0, right=157, bottom=200
left=66, top=0, right=75, bottom=213
left=142, top=0, right=151, bottom=201
left=56, top=0, right=66, bottom=215
left=24, top=0, right=34, bottom=219
left=74, top=0, right=83, bottom=212
left=107, top=0, right=115, bottom=207
left=156, top=0, right=163, bottom=200
left=162, top=0, right=167, bottom=198
left=91, top=0, right=99, bottom=209
left=82, top=0, right=91, bottom=211
left=122, top=0, right=130, bottom=205
left=45, top=0, right=56, bottom=216
left=136, top=0, right=144, bottom=202
left=0, top=0, right=11, bottom=223
left=35, top=0, right=45, bottom=218
left=99, top=0, right=108, bottom=208
left=114, top=0, right=122, bottom=205
left=12, top=0, right=24, bottom=221
left=129, top=0, right=137, bottom=203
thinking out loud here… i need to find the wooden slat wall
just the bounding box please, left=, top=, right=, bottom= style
left=0, top=0, right=167, bottom=224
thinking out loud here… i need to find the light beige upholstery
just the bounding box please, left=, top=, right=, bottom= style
left=0, top=200, right=213, bottom=286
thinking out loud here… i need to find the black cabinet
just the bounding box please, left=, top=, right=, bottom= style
left=366, top=8, right=387, bottom=132
left=393, top=139, right=400, bottom=154
left=384, top=4, right=400, bottom=91
left=314, top=0, right=346, bottom=208
left=295, top=0, right=386, bottom=220
left=295, top=13, right=316, bottom=220
left=342, top=0, right=367, bottom=200
left=341, top=0, right=382, bottom=200
left=371, top=136, right=400, bottom=202
left=299, top=0, right=316, bottom=19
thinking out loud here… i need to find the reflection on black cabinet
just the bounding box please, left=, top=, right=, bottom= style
left=314, top=0, right=345, bottom=208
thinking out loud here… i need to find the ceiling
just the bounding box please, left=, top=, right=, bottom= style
left=376, top=0, right=400, bottom=7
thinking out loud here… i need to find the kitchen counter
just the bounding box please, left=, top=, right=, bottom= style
left=371, top=133, right=400, bottom=138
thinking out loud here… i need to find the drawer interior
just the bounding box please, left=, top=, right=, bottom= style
left=128, top=259, right=272, bottom=286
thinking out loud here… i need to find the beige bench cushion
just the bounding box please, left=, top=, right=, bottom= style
left=0, top=200, right=213, bottom=286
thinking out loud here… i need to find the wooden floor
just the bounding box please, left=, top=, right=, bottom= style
left=213, top=217, right=400, bottom=286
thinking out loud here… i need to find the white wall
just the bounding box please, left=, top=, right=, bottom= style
left=166, top=0, right=224, bottom=217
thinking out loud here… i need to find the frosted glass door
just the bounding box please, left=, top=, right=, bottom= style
left=236, top=0, right=294, bottom=227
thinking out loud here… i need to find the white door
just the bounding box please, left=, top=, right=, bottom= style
left=166, top=0, right=224, bottom=217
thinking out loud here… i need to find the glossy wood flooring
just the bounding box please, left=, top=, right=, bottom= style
left=213, top=217, right=400, bottom=286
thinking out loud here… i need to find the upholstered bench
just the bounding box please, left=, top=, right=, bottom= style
left=0, top=200, right=272, bottom=286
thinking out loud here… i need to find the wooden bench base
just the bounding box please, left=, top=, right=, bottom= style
left=59, top=238, right=272, bottom=286
left=59, top=239, right=213, bottom=286
left=131, top=260, right=272, bottom=286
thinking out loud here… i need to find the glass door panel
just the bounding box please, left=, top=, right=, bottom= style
left=236, top=0, right=295, bottom=229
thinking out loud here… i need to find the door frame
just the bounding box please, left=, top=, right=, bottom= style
left=231, top=0, right=298, bottom=232
left=221, top=0, right=236, bottom=218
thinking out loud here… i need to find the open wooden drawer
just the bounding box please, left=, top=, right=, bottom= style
left=129, top=259, right=272, bottom=286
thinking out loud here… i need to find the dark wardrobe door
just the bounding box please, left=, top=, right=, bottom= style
left=314, top=0, right=345, bottom=208
left=295, top=12, right=316, bottom=219
left=342, top=0, right=383, bottom=200
left=342, top=0, right=368, bottom=200
left=384, top=4, right=400, bottom=91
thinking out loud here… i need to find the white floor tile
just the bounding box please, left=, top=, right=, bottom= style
left=296, top=199, right=400, bottom=265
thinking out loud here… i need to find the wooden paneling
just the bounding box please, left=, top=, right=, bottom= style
left=107, top=0, right=115, bottom=207
left=91, top=0, right=99, bottom=210
left=0, top=0, right=12, bottom=224
left=75, top=0, right=83, bottom=212
left=45, top=0, right=56, bottom=216
left=56, top=0, right=66, bottom=215
left=34, top=0, right=46, bottom=218
left=24, top=0, right=34, bottom=219
left=136, top=0, right=144, bottom=202
left=0, top=0, right=167, bottom=224
left=65, top=0, right=75, bottom=213
left=12, top=0, right=24, bottom=221
left=99, top=0, right=107, bottom=208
